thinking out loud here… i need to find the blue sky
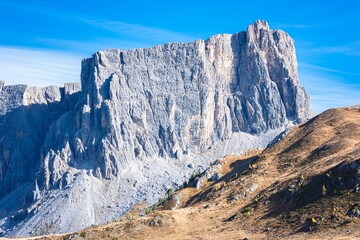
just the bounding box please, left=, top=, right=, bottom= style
left=0, top=0, right=359, bottom=112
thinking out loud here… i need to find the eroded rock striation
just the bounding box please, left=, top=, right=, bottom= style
left=0, top=20, right=311, bottom=236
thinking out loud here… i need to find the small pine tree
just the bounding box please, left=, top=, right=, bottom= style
left=166, top=188, right=174, bottom=199
left=189, top=172, right=196, bottom=183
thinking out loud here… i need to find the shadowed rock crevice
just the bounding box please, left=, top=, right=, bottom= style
left=0, top=85, right=81, bottom=200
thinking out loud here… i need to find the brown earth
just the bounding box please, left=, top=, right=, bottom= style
left=4, top=106, right=360, bottom=240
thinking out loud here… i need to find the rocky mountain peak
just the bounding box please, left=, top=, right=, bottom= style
left=249, top=19, right=270, bottom=32
left=0, top=20, right=311, bottom=237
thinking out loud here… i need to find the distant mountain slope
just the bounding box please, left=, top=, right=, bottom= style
left=41, top=105, right=360, bottom=240
left=0, top=20, right=311, bottom=237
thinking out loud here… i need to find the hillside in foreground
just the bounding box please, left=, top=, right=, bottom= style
left=6, top=105, right=360, bottom=239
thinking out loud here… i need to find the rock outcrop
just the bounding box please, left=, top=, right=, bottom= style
left=0, top=20, right=311, bottom=236
left=0, top=83, right=81, bottom=194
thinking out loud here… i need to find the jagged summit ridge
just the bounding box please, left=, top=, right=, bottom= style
left=72, top=20, right=308, bottom=179
left=0, top=20, right=311, bottom=236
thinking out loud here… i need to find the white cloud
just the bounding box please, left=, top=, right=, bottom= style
left=33, top=37, right=149, bottom=54
left=0, top=46, right=82, bottom=87
left=0, top=17, right=196, bottom=88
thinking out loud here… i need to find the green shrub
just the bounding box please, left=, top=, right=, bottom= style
left=166, top=188, right=174, bottom=199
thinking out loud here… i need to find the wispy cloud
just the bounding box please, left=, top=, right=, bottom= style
left=271, top=23, right=318, bottom=29
left=299, top=63, right=360, bottom=113
left=33, top=37, right=147, bottom=55
left=0, top=2, right=198, bottom=87
left=299, top=62, right=360, bottom=76
left=0, top=46, right=82, bottom=86
left=1, top=0, right=197, bottom=53
left=80, top=18, right=196, bottom=44
left=299, top=41, right=360, bottom=57
left=302, top=74, right=360, bottom=113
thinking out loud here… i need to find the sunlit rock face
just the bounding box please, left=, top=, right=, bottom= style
left=0, top=20, right=311, bottom=237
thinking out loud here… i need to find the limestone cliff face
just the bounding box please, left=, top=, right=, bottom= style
left=0, top=20, right=311, bottom=236
left=40, top=20, right=310, bottom=186
left=0, top=83, right=81, bottom=198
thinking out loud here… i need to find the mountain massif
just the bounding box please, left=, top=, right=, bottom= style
left=0, top=20, right=312, bottom=237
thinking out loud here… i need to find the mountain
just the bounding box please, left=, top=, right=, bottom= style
left=0, top=20, right=311, bottom=237
left=37, top=105, right=360, bottom=240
